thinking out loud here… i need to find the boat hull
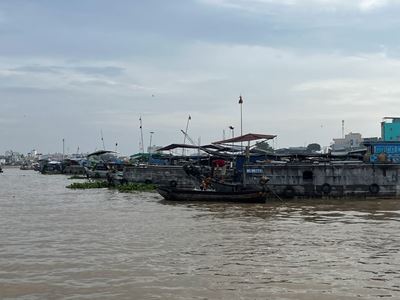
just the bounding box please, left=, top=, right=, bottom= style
left=157, top=187, right=266, bottom=203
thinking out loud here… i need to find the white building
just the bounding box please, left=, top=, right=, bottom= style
left=331, top=132, right=363, bottom=151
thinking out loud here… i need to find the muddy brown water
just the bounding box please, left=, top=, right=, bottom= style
left=1, top=168, right=399, bottom=299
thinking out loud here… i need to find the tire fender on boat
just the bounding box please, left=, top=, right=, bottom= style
left=369, top=183, right=380, bottom=194
left=321, top=183, right=332, bottom=195
left=283, top=186, right=295, bottom=198
left=169, top=180, right=178, bottom=188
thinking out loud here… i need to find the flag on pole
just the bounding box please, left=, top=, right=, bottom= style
left=239, top=95, right=243, bottom=104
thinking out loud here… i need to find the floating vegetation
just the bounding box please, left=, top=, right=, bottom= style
left=68, top=175, right=88, bottom=180
left=66, top=181, right=155, bottom=192
left=67, top=181, right=109, bottom=189
left=116, top=183, right=155, bottom=192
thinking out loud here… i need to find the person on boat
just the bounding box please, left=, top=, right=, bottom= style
left=200, top=177, right=212, bottom=190
left=212, top=159, right=226, bottom=181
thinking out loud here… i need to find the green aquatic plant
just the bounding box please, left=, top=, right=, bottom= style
left=66, top=181, right=155, bottom=192
left=67, top=181, right=109, bottom=189
left=67, top=175, right=88, bottom=180
left=116, top=183, right=155, bottom=192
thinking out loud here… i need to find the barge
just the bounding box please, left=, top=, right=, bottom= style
left=244, top=161, right=400, bottom=198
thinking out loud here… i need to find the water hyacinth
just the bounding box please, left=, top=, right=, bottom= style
left=67, top=181, right=109, bottom=189
left=67, top=175, right=88, bottom=180
left=66, top=181, right=155, bottom=192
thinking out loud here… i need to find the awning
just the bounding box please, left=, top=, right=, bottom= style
left=212, top=133, right=276, bottom=144
left=157, top=144, right=200, bottom=151
left=87, top=150, right=116, bottom=157
left=158, top=143, right=239, bottom=152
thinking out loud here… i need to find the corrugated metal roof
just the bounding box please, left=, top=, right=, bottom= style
left=212, top=133, right=276, bottom=144
left=157, top=144, right=200, bottom=151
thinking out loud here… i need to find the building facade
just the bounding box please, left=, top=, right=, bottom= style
left=381, top=117, right=400, bottom=141
left=331, top=132, right=363, bottom=151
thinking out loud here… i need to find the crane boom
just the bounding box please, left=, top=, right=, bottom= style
left=180, top=129, right=197, bottom=146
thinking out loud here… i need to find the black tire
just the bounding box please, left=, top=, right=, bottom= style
left=169, top=180, right=178, bottom=188
left=321, top=183, right=332, bottom=195
left=369, top=184, right=380, bottom=194
left=283, top=186, right=295, bottom=198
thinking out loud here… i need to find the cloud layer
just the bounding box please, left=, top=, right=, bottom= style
left=0, top=0, right=399, bottom=154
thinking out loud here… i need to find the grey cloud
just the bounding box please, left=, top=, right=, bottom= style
left=0, top=86, right=58, bottom=94
left=72, top=66, right=125, bottom=76
left=11, top=65, right=125, bottom=77
left=1, top=0, right=400, bottom=59
left=1, top=0, right=400, bottom=154
left=11, top=65, right=61, bottom=74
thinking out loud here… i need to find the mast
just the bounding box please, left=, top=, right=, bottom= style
left=239, top=95, right=243, bottom=152
left=139, top=116, right=144, bottom=154
left=182, top=115, right=191, bottom=156
left=62, top=138, right=65, bottom=159
left=149, top=131, right=154, bottom=164
left=100, top=130, right=105, bottom=150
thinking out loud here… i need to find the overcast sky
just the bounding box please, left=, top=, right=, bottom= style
left=1, top=0, right=400, bottom=155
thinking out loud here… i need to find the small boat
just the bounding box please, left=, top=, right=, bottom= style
left=157, top=187, right=267, bottom=203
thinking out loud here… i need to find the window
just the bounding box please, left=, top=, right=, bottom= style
left=303, top=170, right=313, bottom=180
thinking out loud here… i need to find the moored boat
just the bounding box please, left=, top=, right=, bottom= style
left=157, top=187, right=267, bottom=203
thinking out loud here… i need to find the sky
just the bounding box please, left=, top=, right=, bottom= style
left=1, top=0, right=400, bottom=155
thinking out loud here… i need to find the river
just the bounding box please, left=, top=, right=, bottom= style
left=1, top=168, right=399, bottom=299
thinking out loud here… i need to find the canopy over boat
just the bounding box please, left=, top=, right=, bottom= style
left=87, top=150, right=116, bottom=157
left=158, top=144, right=200, bottom=151
left=158, top=143, right=235, bottom=152
left=212, top=133, right=276, bottom=145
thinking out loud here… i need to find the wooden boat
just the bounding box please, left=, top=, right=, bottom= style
left=157, top=187, right=267, bottom=203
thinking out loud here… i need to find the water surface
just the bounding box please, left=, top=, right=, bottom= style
left=1, top=168, right=399, bottom=299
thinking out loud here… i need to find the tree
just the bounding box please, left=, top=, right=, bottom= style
left=255, top=141, right=273, bottom=152
left=307, top=143, right=321, bottom=152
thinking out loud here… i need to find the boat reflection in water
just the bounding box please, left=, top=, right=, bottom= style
left=157, top=186, right=268, bottom=203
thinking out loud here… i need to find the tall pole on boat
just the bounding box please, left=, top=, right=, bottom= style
left=149, top=131, right=154, bottom=164
left=62, top=138, right=65, bottom=160
left=139, top=116, right=144, bottom=154
left=239, top=95, right=243, bottom=151
left=198, top=137, right=201, bottom=156
left=182, top=115, right=191, bottom=156
left=100, top=130, right=105, bottom=150
left=229, top=126, right=234, bottom=149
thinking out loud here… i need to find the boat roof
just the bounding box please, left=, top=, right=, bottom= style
left=158, top=143, right=231, bottom=152
left=87, top=150, right=117, bottom=157
left=212, top=133, right=277, bottom=144
left=158, top=144, right=200, bottom=151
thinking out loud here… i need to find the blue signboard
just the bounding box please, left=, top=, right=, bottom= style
left=374, top=144, right=400, bottom=154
